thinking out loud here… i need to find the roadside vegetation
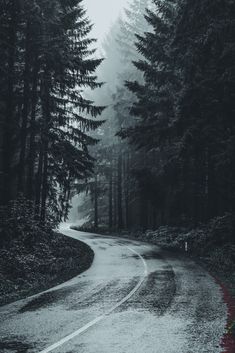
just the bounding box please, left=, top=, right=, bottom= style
left=0, top=196, right=94, bottom=306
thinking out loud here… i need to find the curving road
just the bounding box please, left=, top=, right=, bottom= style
left=0, top=224, right=227, bottom=353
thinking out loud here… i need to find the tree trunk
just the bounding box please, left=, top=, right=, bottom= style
left=123, top=153, right=130, bottom=229
left=0, top=110, right=4, bottom=203
left=39, top=66, right=50, bottom=223
left=113, top=168, right=117, bottom=229
left=231, top=137, right=235, bottom=240
left=27, top=56, right=39, bottom=199
left=94, top=174, right=98, bottom=229
left=18, top=20, right=31, bottom=193
left=2, top=1, right=17, bottom=204
left=35, top=142, right=43, bottom=218
left=140, top=194, right=148, bottom=230
left=207, top=149, right=217, bottom=220
left=40, top=144, right=48, bottom=222
left=109, top=167, right=113, bottom=230
left=117, top=153, right=123, bottom=229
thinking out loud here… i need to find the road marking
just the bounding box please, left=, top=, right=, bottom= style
left=38, top=246, right=148, bottom=353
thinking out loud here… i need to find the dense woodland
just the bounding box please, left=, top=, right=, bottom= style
left=0, top=0, right=105, bottom=239
left=0, top=0, right=235, bottom=244
left=80, top=0, right=235, bottom=241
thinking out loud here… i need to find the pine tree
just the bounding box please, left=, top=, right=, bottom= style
left=0, top=0, right=22, bottom=204
left=0, top=0, right=105, bottom=227
left=80, top=0, right=153, bottom=231
left=174, top=0, right=235, bottom=223
left=121, top=0, right=179, bottom=148
left=118, top=0, right=181, bottom=226
left=122, top=0, right=235, bottom=227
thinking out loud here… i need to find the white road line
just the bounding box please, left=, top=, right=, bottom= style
left=38, top=246, right=148, bottom=353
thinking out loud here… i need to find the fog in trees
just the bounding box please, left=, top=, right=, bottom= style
left=79, top=0, right=235, bottom=245
left=0, top=2, right=235, bottom=346
left=1, top=0, right=234, bottom=262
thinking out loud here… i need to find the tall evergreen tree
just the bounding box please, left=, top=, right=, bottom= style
left=174, top=0, right=235, bottom=224
left=0, top=0, right=105, bottom=226
left=119, top=0, right=181, bottom=226
left=120, top=0, right=235, bottom=227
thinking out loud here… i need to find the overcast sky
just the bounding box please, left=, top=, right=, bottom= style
left=84, top=0, right=129, bottom=47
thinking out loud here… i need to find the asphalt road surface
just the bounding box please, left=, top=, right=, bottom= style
left=0, top=224, right=227, bottom=353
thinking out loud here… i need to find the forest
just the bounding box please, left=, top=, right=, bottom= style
left=0, top=0, right=235, bottom=349
left=0, top=0, right=105, bottom=235
left=78, top=0, right=235, bottom=241
left=0, top=0, right=234, bottom=258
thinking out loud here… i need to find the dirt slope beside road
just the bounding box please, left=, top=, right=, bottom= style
left=0, top=231, right=94, bottom=306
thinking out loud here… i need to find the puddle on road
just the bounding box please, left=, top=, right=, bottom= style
left=122, top=250, right=163, bottom=261
left=0, top=338, right=32, bottom=353
left=19, top=282, right=89, bottom=313
left=67, top=277, right=140, bottom=311
left=98, top=246, right=107, bottom=250
left=120, top=269, right=176, bottom=316
left=142, top=250, right=163, bottom=260
left=68, top=279, right=120, bottom=310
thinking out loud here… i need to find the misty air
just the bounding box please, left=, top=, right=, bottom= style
left=0, top=1, right=235, bottom=353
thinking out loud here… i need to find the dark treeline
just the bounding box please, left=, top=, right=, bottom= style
left=1, top=0, right=235, bottom=239
left=0, top=0, right=104, bottom=233
left=80, top=0, right=154, bottom=230
left=84, top=0, right=235, bottom=236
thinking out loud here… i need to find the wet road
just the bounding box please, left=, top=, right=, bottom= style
left=0, top=225, right=227, bottom=353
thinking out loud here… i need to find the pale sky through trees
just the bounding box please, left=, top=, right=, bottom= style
left=84, top=0, right=129, bottom=47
